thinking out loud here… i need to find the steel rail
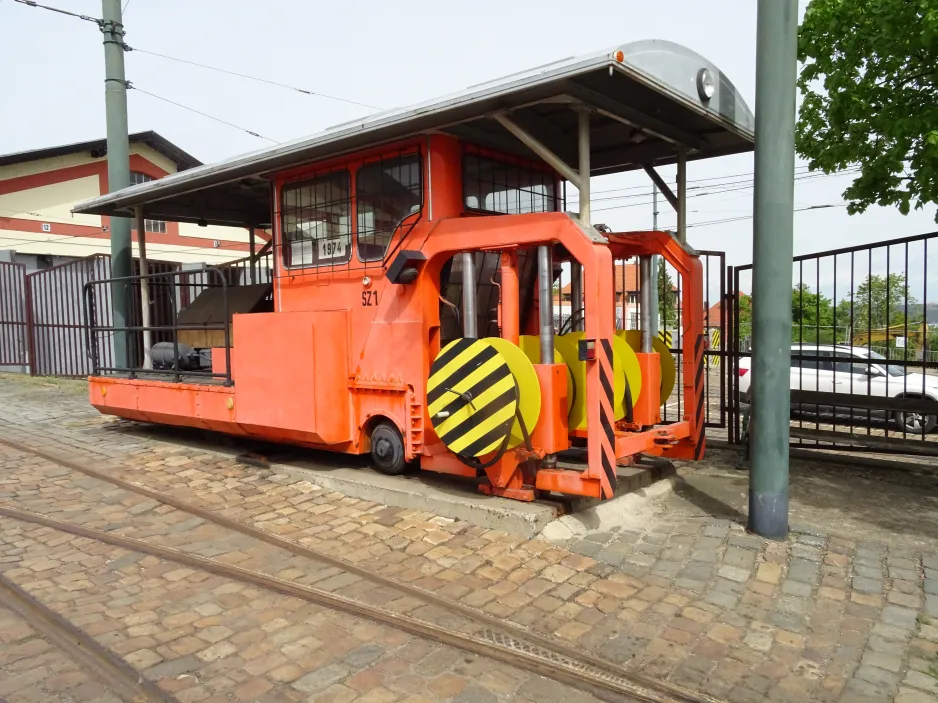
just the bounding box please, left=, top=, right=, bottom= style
left=0, top=570, right=180, bottom=703
left=2, top=504, right=698, bottom=703
left=0, top=436, right=722, bottom=703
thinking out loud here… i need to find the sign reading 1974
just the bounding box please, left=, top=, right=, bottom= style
left=318, top=237, right=346, bottom=260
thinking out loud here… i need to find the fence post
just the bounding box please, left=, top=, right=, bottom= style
left=23, top=274, right=37, bottom=376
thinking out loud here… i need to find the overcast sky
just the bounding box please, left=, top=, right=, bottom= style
left=2, top=0, right=936, bottom=299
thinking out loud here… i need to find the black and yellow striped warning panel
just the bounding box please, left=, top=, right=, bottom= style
left=657, top=330, right=673, bottom=348
left=427, top=339, right=518, bottom=459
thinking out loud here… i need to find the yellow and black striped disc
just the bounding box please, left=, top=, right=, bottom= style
left=427, top=339, right=518, bottom=459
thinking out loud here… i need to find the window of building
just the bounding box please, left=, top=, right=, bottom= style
left=281, top=170, right=352, bottom=268
left=463, top=153, right=558, bottom=215
left=357, top=154, right=422, bottom=262
left=129, top=172, right=167, bottom=233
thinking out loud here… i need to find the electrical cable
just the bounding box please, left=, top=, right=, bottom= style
left=127, top=47, right=382, bottom=111
left=128, top=86, right=278, bottom=143
left=11, top=0, right=100, bottom=24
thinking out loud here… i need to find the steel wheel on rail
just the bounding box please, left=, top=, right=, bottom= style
left=370, top=421, right=409, bottom=475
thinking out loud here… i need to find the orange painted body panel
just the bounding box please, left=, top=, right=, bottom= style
left=530, top=364, right=569, bottom=453
left=232, top=311, right=350, bottom=445
left=632, top=353, right=661, bottom=427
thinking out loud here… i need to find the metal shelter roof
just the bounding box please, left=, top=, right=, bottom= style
left=73, top=40, right=755, bottom=229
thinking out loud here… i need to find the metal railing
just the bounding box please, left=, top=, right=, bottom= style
left=83, top=267, right=234, bottom=385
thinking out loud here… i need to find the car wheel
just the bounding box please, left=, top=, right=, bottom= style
left=893, top=410, right=938, bottom=434
left=370, top=421, right=410, bottom=475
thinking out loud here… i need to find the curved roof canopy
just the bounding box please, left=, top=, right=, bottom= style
left=73, top=40, right=754, bottom=228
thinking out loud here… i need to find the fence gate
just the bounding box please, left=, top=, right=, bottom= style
left=28, top=255, right=114, bottom=377
left=727, top=230, right=938, bottom=456
left=0, top=262, right=29, bottom=371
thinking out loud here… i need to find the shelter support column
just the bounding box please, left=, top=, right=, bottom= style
left=248, top=226, right=257, bottom=284
left=750, top=0, right=798, bottom=538
left=134, top=206, right=152, bottom=370
left=676, top=148, right=687, bottom=245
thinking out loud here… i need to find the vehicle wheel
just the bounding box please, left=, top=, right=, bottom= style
left=370, top=421, right=409, bottom=475
left=893, top=410, right=938, bottom=434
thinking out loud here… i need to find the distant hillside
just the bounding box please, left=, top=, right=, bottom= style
left=906, top=302, right=938, bottom=324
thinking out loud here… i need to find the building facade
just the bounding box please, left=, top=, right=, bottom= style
left=0, top=132, right=260, bottom=271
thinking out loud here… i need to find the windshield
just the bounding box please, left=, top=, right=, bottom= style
left=866, top=349, right=906, bottom=377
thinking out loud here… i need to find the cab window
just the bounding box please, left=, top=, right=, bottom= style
left=357, top=154, right=422, bottom=262
left=281, top=170, right=352, bottom=268
left=463, top=153, right=558, bottom=215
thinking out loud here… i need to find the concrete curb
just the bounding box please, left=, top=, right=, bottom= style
left=274, top=463, right=562, bottom=538
left=538, top=475, right=683, bottom=541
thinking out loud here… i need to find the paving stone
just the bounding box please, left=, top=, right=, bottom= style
left=787, top=559, right=820, bottom=585
left=453, top=684, right=499, bottom=703
left=728, top=535, right=765, bottom=551
left=882, top=605, right=919, bottom=630
left=344, top=644, right=385, bottom=668
left=781, top=580, right=812, bottom=598
left=926, top=595, right=938, bottom=618
left=853, top=577, right=884, bottom=594
left=597, top=634, right=647, bottom=663
left=718, top=565, right=750, bottom=583
left=293, top=664, right=351, bottom=693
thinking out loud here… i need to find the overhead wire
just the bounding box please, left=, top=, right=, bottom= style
left=584, top=168, right=862, bottom=214
left=127, top=48, right=383, bottom=111
left=128, top=86, right=278, bottom=143
left=655, top=203, right=849, bottom=231
left=11, top=0, right=100, bottom=24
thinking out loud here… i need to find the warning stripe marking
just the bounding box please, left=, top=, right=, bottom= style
left=597, top=338, right=617, bottom=499
left=692, top=332, right=706, bottom=459
left=428, top=339, right=518, bottom=459
left=428, top=354, right=505, bottom=417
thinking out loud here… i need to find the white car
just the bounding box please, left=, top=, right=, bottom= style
left=738, top=344, right=938, bottom=433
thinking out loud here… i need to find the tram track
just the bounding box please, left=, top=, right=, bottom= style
left=0, top=568, right=179, bottom=703
left=0, top=436, right=722, bottom=703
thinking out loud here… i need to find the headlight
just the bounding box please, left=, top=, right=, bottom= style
left=697, top=68, right=715, bottom=102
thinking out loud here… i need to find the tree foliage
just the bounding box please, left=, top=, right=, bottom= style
left=841, top=273, right=918, bottom=332
left=797, top=0, right=938, bottom=220
left=657, top=258, right=678, bottom=328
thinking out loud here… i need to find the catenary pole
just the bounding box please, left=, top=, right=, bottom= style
left=101, top=0, right=132, bottom=368
left=749, top=0, right=798, bottom=538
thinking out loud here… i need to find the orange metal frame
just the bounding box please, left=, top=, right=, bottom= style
left=88, top=135, right=706, bottom=501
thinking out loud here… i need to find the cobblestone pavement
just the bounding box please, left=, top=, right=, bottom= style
left=3, top=374, right=938, bottom=702
left=0, top=602, right=123, bottom=703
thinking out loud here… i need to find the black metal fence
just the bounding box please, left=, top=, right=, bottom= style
left=0, top=248, right=273, bottom=378
left=727, top=231, right=938, bottom=454
left=0, top=262, right=28, bottom=369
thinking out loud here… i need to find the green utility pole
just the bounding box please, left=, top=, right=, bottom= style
left=101, top=0, right=131, bottom=368
left=750, top=0, right=798, bottom=538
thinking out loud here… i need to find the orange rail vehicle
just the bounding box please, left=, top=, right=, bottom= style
left=74, top=41, right=754, bottom=502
